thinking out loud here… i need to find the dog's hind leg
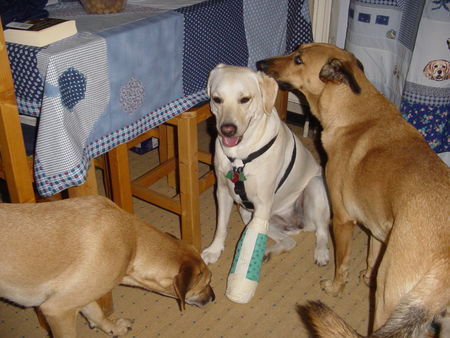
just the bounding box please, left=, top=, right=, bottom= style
left=39, top=305, right=78, bottom=338
left=81, top=301, right=133, bottom=336
left=303, top=175, right=330, bottom=266
left=265, top=225, right=297, bottom=260
left=359, top=236, right=383, bottom=287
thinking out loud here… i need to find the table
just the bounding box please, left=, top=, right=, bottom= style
left=7, top=0, right=313, bottom=200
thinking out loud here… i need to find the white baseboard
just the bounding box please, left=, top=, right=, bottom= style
left=19, top=115, right=37, bottom=127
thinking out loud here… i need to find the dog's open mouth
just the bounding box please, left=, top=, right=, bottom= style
left=222, top=136, right=242, bottom=147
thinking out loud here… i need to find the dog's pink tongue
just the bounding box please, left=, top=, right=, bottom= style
left=222, top=136, right=240, bottom=147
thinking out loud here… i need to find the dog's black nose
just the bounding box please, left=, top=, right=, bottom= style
left=221, top=123, right=237, bottom=137
left=256, top=59, right=271, bottom=72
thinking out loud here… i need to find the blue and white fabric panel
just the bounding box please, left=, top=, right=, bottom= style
left=243, top=0, right=288, bottom=70
left=6, top=43, right=45, bottom=116
left=244, top=0, right=312, bottom=70
left=33, top=32, right=109, bottom=194
left=345, top=0, right=425, bottom=106
left=285, top=0, right=312, bottom=53
left=400, top=0, right=449, bottom=159
left=91, top=11, right=184, bottom=140
left=176, top=0, right=248, bottom=96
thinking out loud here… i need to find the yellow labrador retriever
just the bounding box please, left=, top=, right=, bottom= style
left=257, top=43, right=450, bottom=337
left=202, top=64, right=330, bottom=266
left=0, top=195, right=214, bottom=338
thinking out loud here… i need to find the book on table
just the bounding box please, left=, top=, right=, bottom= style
left=4, top=18, right=77, bottom=47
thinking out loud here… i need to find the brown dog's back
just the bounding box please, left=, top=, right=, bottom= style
left=0, top=196, right=136, bottom=307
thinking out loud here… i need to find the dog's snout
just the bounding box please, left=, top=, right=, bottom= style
left=256, top=59, right=271, bottom=72
left=187, top=286, right=215, bottom=307
left=221, top=124, right=237, bottom=137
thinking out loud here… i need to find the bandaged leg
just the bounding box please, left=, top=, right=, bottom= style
left=226, top=217, right=268, bottom=303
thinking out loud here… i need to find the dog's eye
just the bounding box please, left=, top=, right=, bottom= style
left=240, top=97, right=251, bottom=104
left=212, top=96, right=222, bottom=104
left=294, top=55, right=303, bottom=65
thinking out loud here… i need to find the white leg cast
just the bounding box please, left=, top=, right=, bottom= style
left=226, top=217, right=269, bottom=304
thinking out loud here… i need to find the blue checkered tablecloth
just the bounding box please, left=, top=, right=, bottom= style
left=7, top=0, right=313, bottom=196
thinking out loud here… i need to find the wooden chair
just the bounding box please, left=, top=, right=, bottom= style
left=0, top=22, right=113, bottom=329
left=107, top=103, right=215, bottom=250
left=106, top=91, right=288, bottom=251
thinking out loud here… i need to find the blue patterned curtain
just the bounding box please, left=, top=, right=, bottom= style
left=345, top=0, right=449, bottom=163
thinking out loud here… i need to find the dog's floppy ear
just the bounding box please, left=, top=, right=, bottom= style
left=173, top=261, right=194, bottom=311
left=207, top=63, right=226, bottom=97
left=356, top=58, right=364, bottom=72
left=319, top=58, right=361, bottom=94
left=422, top=61, right=434, bottom=79
left=257, top=71, right=279, bottom=114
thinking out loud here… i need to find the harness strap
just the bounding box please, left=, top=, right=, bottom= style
left=227, top=135, right=277, bottom=166
left=227, top=136, right=278, bottom=211
left=234, top=180, right=254, bottom=210
left=275, top=133, right=297, bottom=193
left=226, top=132, right=297, bottom=210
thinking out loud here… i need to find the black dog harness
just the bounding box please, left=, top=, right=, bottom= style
left=225, top=132, right=297, bottom=210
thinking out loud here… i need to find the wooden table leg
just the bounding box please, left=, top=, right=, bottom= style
left=106, top=143, right=134, bottom=214
left=166, top=124, right=178, bottom=188
left=177, top=110, right=201, bottom=251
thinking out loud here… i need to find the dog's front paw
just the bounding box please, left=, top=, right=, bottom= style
left=314, top=247, right=329, bottom=266
left=106, top=318, right=134, bottom=336
left=320, top=279, right=344, bottom=297
left=359, top=269, right=372, bottom=287
left=201, top=246, right=223, bottom=265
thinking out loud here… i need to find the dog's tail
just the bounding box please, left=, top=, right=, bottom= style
left=297, top=301, right=363, bottom=338
left=298, top=261, right=449, bottom=337
left=298, top=300, right=434, bottom=338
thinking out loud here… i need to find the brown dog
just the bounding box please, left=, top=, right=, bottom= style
left=0, top=195, right=214, bottom=338
left=257, top=43, right=450, bottom=337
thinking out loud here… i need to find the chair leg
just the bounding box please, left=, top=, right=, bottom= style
left=165, top=124, right=178, bottom=188
left=177, top=110, right=201, bottom=251
left=107, top=143, right=134, bottom=214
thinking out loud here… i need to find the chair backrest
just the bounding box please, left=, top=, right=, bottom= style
left=0, top=21, right=36, bottom=203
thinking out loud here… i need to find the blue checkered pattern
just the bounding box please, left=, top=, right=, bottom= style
left=355, top=0, right=399, bottom=5
left=6, top=43, right=45, bottom=115
left=9, top=1, right=313, bottom=196
left=34, top=91, right=209, bottom=195
left=176, top=0, right=248, bottom=96
left=401, top=81, right=449, bottom=154
left=398, top=0, right=425, bottom=51
left=286, top=0, right=312, bottom=53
